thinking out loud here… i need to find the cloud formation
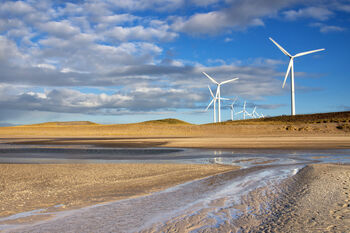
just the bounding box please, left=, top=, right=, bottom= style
left=0, top=0, right=345, bottom=123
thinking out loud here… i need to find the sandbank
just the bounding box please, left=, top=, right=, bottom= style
left=2, top=135, right=350, bottom=149
left=0, top=163, right=238, bottom=218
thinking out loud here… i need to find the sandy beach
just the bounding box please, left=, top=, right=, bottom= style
left=0, top=117, right=349, bottom=231
left=0, top=163, right=237, bottom=218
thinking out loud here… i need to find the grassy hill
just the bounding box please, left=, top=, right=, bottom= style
left=141, top=118, right=191, bottom=125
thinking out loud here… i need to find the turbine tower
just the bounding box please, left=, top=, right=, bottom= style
left=202, top=72, right=238, bottom=122
left=230, top=97, right=238, bottom=121
left=205, top=85, right=228, bottom=123
left=269, top=37, right=325, bottom=116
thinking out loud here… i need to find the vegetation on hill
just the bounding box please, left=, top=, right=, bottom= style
left=221, top=111, right=350, bottom=125
left=141, top=118, right=191, bottom=125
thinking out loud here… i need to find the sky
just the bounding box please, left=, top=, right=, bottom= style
left=0, top=0, right=350, bottom=125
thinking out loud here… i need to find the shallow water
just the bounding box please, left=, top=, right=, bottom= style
left=0, top=145, right=350, bottom=232
left=0, top=145, right=349, bottom=166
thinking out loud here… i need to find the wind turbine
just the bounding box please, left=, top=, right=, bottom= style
left=269, top=37, right=325, bottom=116
left=251, top=106, right=260, bottom=119
left=205, top=85, right=228, bottom=123
left=230, top=97, right=238, bottom=121
left=202, top=72, right=238, bottom=122
left=235, top=101, right=251, bottom=120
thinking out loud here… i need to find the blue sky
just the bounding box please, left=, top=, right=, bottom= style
left=0, top=0, right=349, bottom=125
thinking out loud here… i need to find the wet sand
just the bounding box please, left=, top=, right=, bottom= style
left=0, top=164, right=238, bottom=218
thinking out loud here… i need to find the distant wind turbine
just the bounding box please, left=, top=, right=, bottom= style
left=251, top=106, right=263, bottom=119
left=202, top=72, right=238, bottom=122
left=205, top=85, right=228, bottom=123
left=235, top=101, right=251, bottom=120
left=269, top=37, right=325, bottom=116
left=230, top=97, right=238, bottom=121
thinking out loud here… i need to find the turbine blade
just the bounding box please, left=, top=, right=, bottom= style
left=232, top=97, right=238, bottom=105
left=294, top=48, right=325, bottom=58
left=269, top=37, right=292, bottom=57
left=220, top=78, right=239, bottom=85
left=221, top=97, right=229, bottom=100
left=205, top=99, right=214, bottom=111
left=215, top=87, right=219, bottom=100
left=208, top=85, right=214, bottom=98
left=202, top=72, right=219, bottom=84
left=282, top=59, right=293, bottom=88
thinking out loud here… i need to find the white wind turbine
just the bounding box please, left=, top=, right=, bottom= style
left=235, top=101, right=251, bottom=120
left=202, top=72, right=238, bottom=122
left=269, top=37, right=325, bottom=116
left=230, top=97, right=238, bottom=121
left=251, top=106, right=262, bottom=119
left=205, top=85, right=228, bottom=123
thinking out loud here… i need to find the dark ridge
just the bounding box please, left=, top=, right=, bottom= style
left=220, top=111, right=350, bottom=124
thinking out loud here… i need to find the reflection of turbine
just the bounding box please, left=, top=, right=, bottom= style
left=235, top=101, right=251, bottom=120
left=202, top=72, right=238, bottom=122
left=230, top=97, right=238, bottom=121
left=205, top=85, right=228, bottom=123
left=269, top=37, right=325, bottom=116
left=213, top=157, right=223, bottom=164
left=214, top=150, right=223, bottom=155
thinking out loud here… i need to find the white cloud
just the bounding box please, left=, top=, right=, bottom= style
left=36, top=63, right=56, bottom=70
left=0, top=36, right=28, bottom=65
left=310, top=22, right=346, bottom=33
left=319, top=25, right=346, bottom=33
left=0, top=1, right=35, bottom=15
left=98, top=14, right=140, bottom=25
left=106, top=0, right=185, bottom=11
left=106, top=25, right=178, bottom=42
left=39, top=20, right=81, bottom=38
left=172, top=0, right=299, bottom=34
left=283, top=7, right=333, bottom=21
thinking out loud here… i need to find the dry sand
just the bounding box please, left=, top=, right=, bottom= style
left=256, top=164, right=350, bottom=232
left=0, top=163, right=237, bottom=218
left=2, top=135, right=350, bottom=149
